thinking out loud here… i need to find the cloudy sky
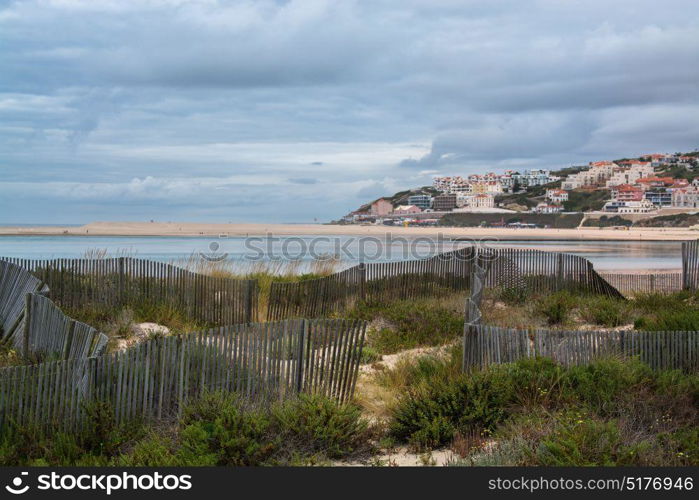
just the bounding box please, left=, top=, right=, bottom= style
left=1, top=0, right=698, bottom=223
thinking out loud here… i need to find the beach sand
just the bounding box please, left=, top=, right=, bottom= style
left=0, top=221, right=697, bottom=241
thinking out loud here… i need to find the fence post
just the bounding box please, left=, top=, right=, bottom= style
left=358, top=262, right=366, bottom=302
left=245, top=280, right=255, bottom=323
left=118, top=257, right=125, bottom=306
left=682, top=241, right=690, bottom=290
left=23, top=293, right=32, bottom=358
left=556, top=253, right=564, bottom=291
left=62, top=320, right=76, bottom=360
left=296, top=319, right=307, bottom=393
left=649, top=274, right=656, bottom=292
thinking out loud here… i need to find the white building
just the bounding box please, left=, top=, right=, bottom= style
left=533, top=202, right=562, bottom=214
left=545, top=189, right=569, bottom=204
left=605, top=199, right=657, bottom=214
left=562, top=162, right=616, bottom=190
left=672, top=188, right=699, bottom=208
left=469, top=193, right=495, bottom=209
left=605, top=164, right=655, bottom=188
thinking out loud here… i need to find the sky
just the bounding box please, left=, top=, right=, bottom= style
left=0, top=0, right=698, bottom=224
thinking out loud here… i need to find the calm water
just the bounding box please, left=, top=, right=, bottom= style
left=0, top=235, right=684, bottom=271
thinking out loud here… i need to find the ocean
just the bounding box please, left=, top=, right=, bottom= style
left=0, top=235, right=684, bottom=271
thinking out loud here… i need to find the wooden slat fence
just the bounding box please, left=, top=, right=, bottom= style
left=485, top=247, right=624, bottom=299
left=267, top=247, right=476, bottom=320
left=683, top=240, right=699, bottom=291
left=0, top=260, right=48, bottom=342
left=0, top=318, right=366, bottom=431
left=463, top=324, right=699, bottom=372
left=10, top=293, right=108, bottom=361
left=599, top=272, right=683, bottom=296
left=1, top=257, right=258, bottom=325
left=267, top=246, right=623, bottom=320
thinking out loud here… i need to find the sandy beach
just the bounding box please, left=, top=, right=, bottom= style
left=0, top=221, right=697, bottom=241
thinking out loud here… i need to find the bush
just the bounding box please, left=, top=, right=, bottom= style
left=634, top=310, right=699, bottom=331
left=578, top=296, right=629, bottom=327
left=389, top=370, right=513, bottom=449
left=178, top=392, right=368, bottom=465
left=272, top=395, right=368, bottom=459
left=535, top=414, right=639, bottom=466
left=536, top=291, right=576, bottom=325
left=387, top=355, right=699, bottom=465
left=351, top=298, right=464, bottom=353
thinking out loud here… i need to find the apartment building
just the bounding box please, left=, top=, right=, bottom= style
left=407, top=194, right=432, bottom=210
left=433, top=193, right=458, bottom=211
left=611, top=184, right=644, bottom=202
left=606, top=164, right=655, bottom=188
left=672, top=187, right=699, bottom=208
left=562, top=161, right=615, bottom=190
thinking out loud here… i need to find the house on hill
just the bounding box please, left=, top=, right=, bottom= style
left=393, top=204, right=422, bottom=215
left=370, top=198, right=393, bottom=216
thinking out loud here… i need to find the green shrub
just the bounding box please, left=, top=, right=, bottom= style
left=634, top=310, right=699, bottom=331
left=498, top=286, right=528, bottom=306
left=179, top=392, right=368, bottom=465
left=578, top=296, right=629, bottom=327
left=563, top=359, right=652, bottom=414
left=352, top=298, right=463, bottom=353
left=536, top=291, right=576, bottom=325
left=535, top=414, right=637, bottom=466
left=272, top=395, right=368, bottom=459
left=389, top=371, right=512, bottom=449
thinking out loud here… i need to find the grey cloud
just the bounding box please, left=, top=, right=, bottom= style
left=1, top=0, right=698, bottom=223
left=288, top=177, right=318, bottom=184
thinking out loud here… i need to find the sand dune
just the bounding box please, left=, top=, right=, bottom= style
left=0, top=221, right=697, bottom=241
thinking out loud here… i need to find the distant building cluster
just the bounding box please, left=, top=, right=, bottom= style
left=340, top=151, right=698, bottom=225
left=556, top=153, right=698, bottom=214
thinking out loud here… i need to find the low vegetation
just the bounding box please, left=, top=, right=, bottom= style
left=635, top=213, right=699, bottom=228
left=582, top=215, right=633, bottom=227
left=562, top=189, right=610, bottom=212
left=378, top=351, right=698, bottom=465
left=347, top=295, right=464, bottom=354
left=482, top=288, right=699, bottom=331
left=0, top=393, right=371, bottom=466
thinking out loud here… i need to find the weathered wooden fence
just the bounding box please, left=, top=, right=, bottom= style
left=463, top=324, right=699, bottom=372
left=11, top=293, right=108, bottom=361
left=683, top=240, right=699, bottom=291
left=267, top=246, right=623, bottom=320
left=0, top=318, right=366, bottom=431
left=599, top=272, right=683, bottom=296
left=0, top=260, right=48, bottom=342
left=267, top=247, right=476, bottom=320
left=1, top=257, right=258, bottom=325
left=485, top=247, right=624, bottom=298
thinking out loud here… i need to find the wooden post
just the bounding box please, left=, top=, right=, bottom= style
left=296, top=319, right=307, bottom=393
left=23, top=293, right=31, bottom=358
left=245, top=280, right=255, bottom=323
left=358, top=262, right=366, bottom=302
left=117, top=257, right=125, bottom=306
left=556, top=252, right=564, bottom=291
left=62, top=320, right=76, bottom=360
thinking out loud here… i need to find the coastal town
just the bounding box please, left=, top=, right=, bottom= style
left=341, top=152, right=699, bottom=227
